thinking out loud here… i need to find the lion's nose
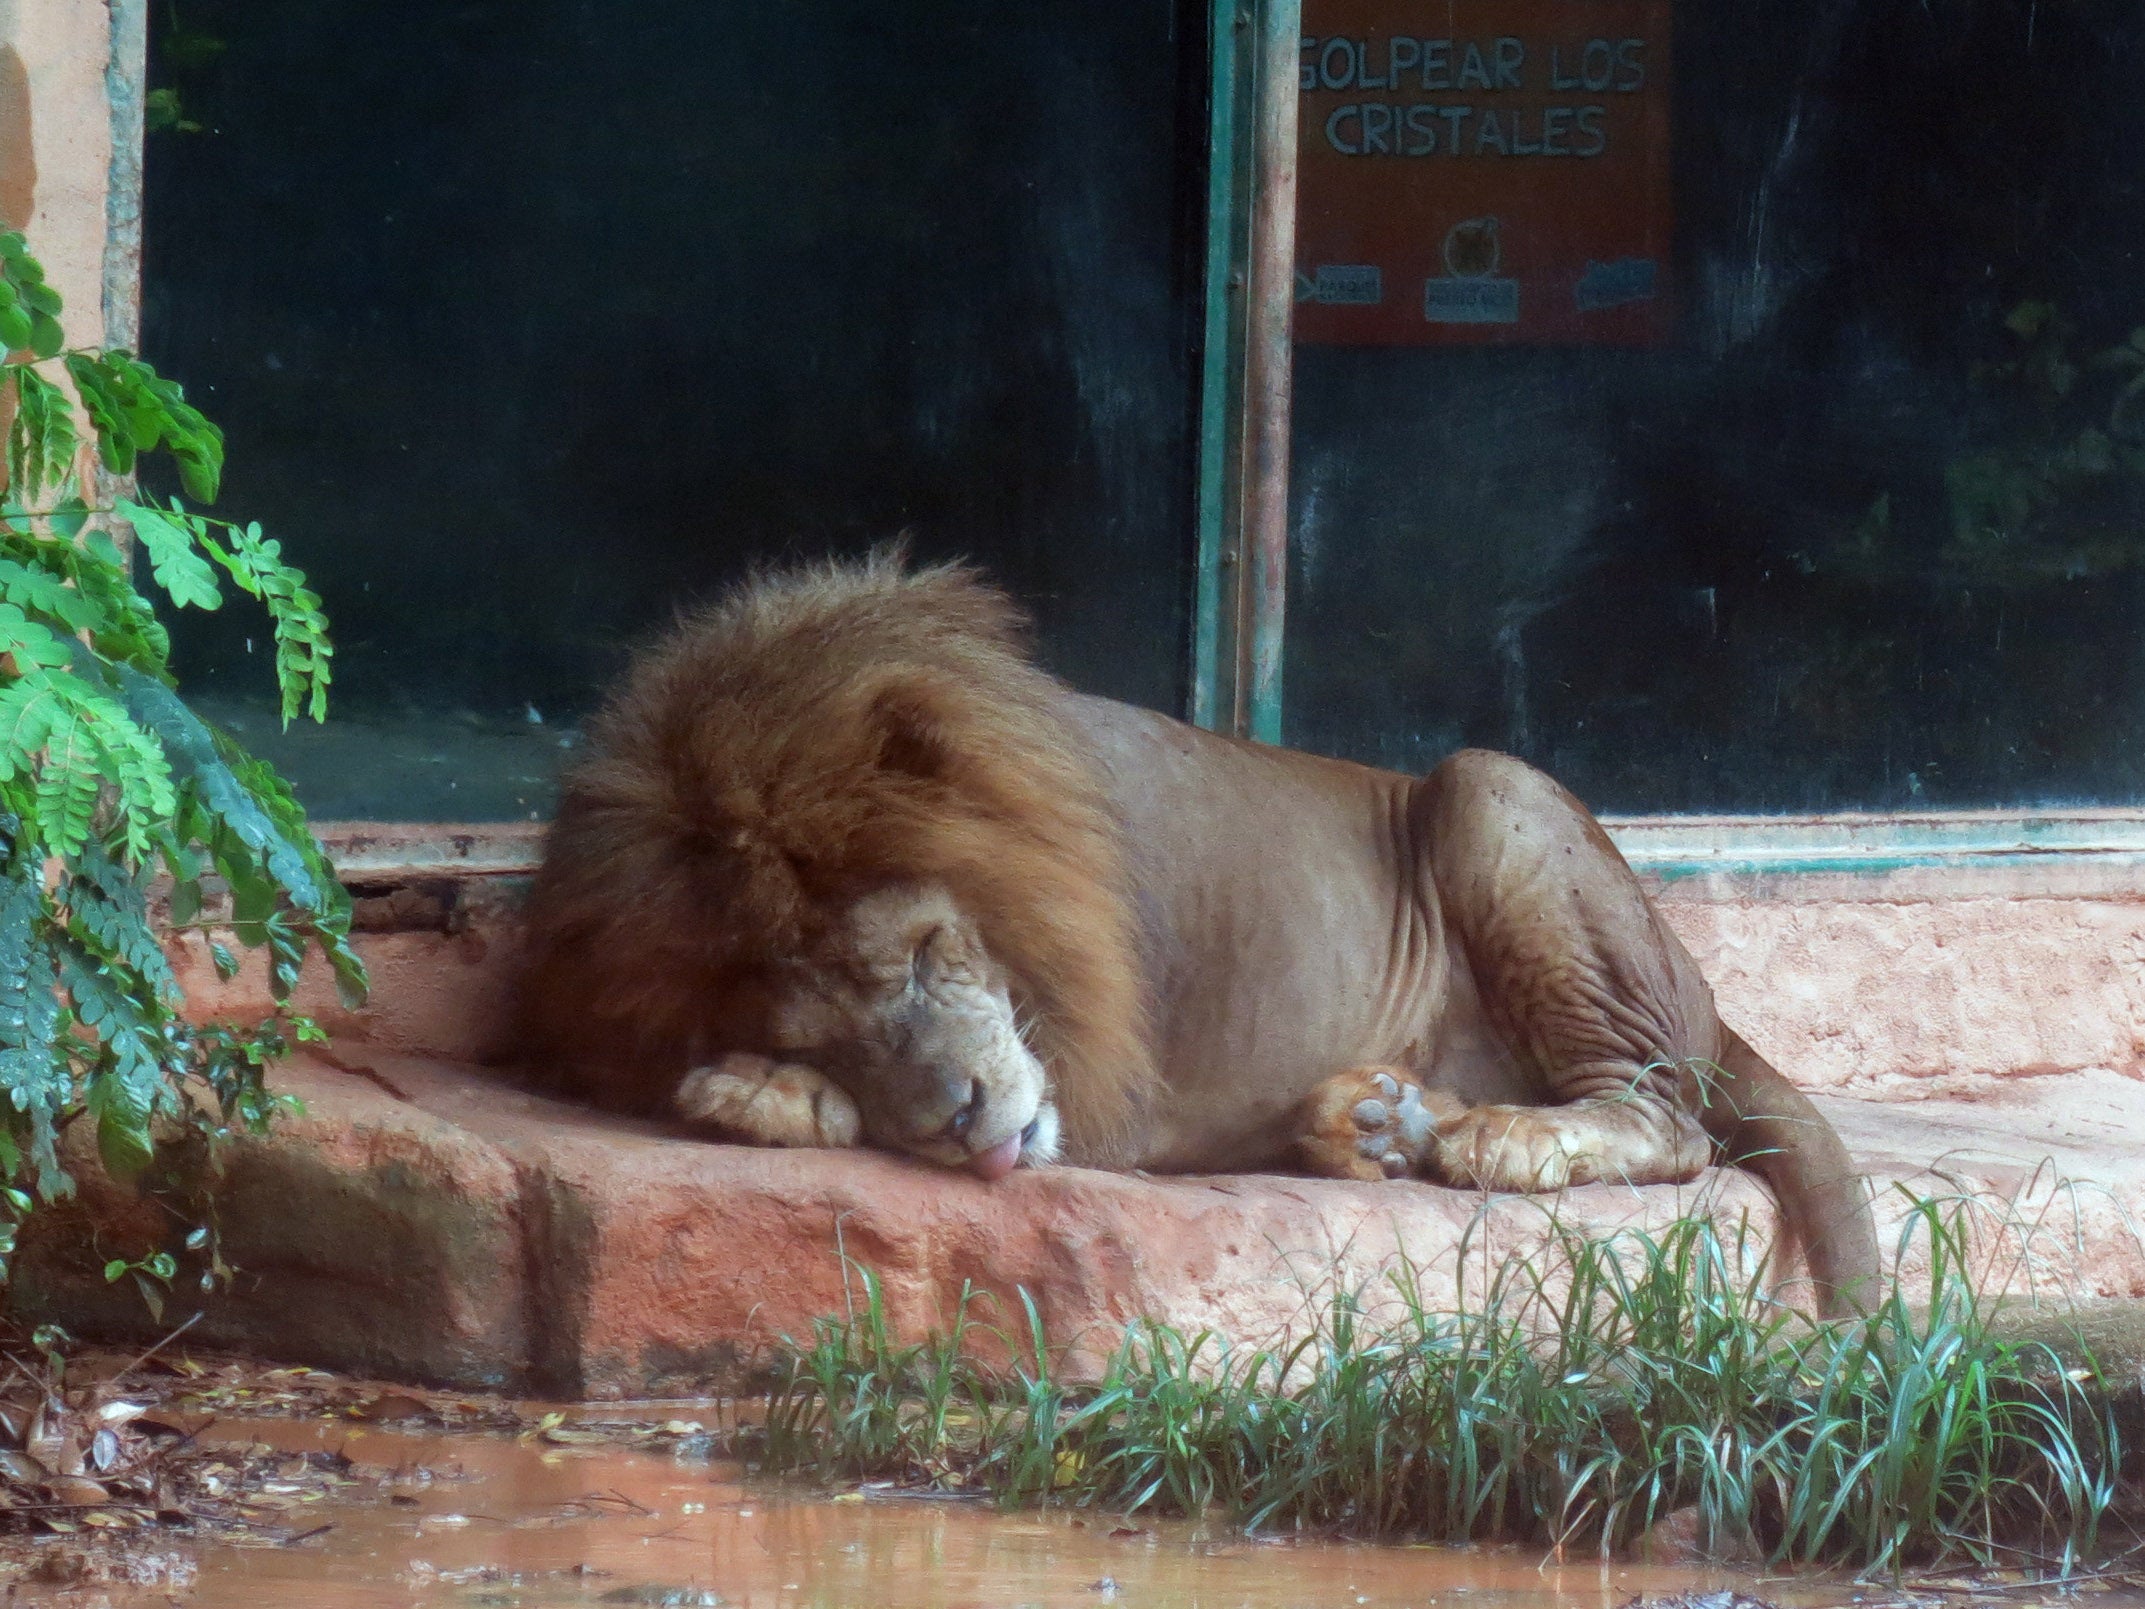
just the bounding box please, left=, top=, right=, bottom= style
left=941, top=1079, right=985, bottom=1142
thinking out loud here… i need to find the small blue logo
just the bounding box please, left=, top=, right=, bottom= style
left=1574, top=258, right=1658, bottom=312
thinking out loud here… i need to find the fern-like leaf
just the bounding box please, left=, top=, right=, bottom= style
left=212, top=731, right=347, bottom=929
left=0, top=604, right=73, bottom=672
left=211, top=728, right=366, bottom=1007
left=61, top=353, right=224, bottom=501
left=105, top=661, right=324, bottom=912
left=80, top=698, right=180, bottom=863
left=0, top=838, right=68, bottom=1195
left=35, top=713, right=99, bottom=861
left=55, top=937, right=165, bottom=1181
left=6, top=664, right=180, bottom=864
left=205, top=519, right=333, bottom=723
left=0, top=673, right=64, bottom=782
left=66, top=846, right=178, bottom=1005
left=115, top=498, right=222, bottom=611
left=0, top=228, right=354, bottom=1281
left=0, top=525, right=171, bottom=675
left=6, top=366, right=76, bottom=502
left=0, top=555, right=99, bottom=634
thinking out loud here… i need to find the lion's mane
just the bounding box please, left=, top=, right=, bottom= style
left=513, top=553, right=1156, bottom=1163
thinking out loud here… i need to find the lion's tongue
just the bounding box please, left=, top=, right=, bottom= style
left=969, top=1133, right=1024, bottom=1182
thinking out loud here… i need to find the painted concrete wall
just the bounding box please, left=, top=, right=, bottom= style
left=1670, top=887, right=2145, bottom=1097
left=0, top=0, right=141, bottom=520
left=0, top=0, right=132, bottom=353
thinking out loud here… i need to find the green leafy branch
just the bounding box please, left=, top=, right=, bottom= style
left=117, top=498, right=333, bottom=724
left=0, top=225, right=364, bottom=1282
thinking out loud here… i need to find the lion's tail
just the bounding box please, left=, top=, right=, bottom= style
left=1699, top=1028, right=1881, bottom=1320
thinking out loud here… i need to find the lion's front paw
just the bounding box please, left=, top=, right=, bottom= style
left=674, top=1054, right=861, bottom=1149
left=1300, top=1066, right=1467, bottom=1183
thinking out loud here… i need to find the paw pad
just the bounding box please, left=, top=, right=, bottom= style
left=1302, top=1067, right=1468, bottom=1184
left=1350, top=1078, right=1439, bottom=1171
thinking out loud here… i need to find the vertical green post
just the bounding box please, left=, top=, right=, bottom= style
left=1190, top=0, right=1299, bottom=742
left=1242, top=0, right=1298, bottom=745
left=1191, top=0, right=1247, bottom=733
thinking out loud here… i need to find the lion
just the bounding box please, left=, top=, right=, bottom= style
left=514, top=553, right=1880, bottom=1315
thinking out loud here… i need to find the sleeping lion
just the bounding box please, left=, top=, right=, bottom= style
left=515, top=554, right=1879, bottom=1315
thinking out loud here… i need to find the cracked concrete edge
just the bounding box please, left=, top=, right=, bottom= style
left=14, top=1054, right=2145, bottom=1398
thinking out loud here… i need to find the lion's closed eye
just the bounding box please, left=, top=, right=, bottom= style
left=910, top=925, right=951, bottom=986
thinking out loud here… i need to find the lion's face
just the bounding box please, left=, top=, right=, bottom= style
left=768, top=884, right=1059, bottom=1177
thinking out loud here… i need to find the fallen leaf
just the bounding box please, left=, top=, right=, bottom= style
left=354, top=1393, right=431, bottom=1423
left=540, top=1426, right=616, bottom=1447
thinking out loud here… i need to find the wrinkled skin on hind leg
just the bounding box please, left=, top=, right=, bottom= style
left=1297, top=1040, right=1875, bottom=1318
left=1283, top=751, right=1877, bottom=1316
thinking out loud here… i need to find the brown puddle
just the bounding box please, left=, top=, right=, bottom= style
left=9, top=1415, right=2123, bottom=1609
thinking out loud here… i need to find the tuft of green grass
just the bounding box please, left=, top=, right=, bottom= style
left=753, top=1196, right=2122, bottom=1573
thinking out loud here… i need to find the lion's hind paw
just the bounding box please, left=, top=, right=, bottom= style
left=1425, top=1098, right=1711, bottom=1193
left=1299, top=1066, right=1466, bottom=1183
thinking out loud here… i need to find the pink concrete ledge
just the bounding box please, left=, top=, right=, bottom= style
left=11, top=1050, right=2145, bottom=1398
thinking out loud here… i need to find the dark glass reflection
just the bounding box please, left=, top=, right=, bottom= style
left=144, top=1, right=1205, bottom=820
left=1290, top=0, right=2145, bottom=811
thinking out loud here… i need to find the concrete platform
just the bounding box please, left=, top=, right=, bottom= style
left=12, top=1048, right=2145, bottom=1398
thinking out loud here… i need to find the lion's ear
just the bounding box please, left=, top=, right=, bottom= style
left=872, top=685, right=953, bottom=783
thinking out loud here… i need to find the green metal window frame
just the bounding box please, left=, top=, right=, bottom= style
left=1190, top=0, right=1299, bottom=744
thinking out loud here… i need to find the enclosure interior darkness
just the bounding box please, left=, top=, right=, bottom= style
left=143, top=0, right=1208, bottom=820
left=1288, top=0, right=2145, bottom=812
left=145, top=0, right=2145, bottom=818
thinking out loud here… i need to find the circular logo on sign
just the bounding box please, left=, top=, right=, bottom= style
left=1442, top=217, right=1501, bottom=280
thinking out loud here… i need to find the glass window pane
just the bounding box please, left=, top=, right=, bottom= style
left=144, top=2, right=1203, bottom=821
left=1289, top=0, right=2145, bottom=811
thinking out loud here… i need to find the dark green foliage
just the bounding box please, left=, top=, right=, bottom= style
left=0, top=227, right=364, bottom=1279
left=758, top=1201, right=2119, bottom=1574
left=62, top=353, right=223, bottom=503
left=1939, top=306, right=2145, bottom=577
left=1841, top=305, right=2145, bottom=589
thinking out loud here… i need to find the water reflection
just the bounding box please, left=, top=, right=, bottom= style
left=29, top=1417, right=1938, bottom=1609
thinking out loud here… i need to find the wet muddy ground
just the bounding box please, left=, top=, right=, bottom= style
left=2, top=1357, right=2142, bottom=1609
